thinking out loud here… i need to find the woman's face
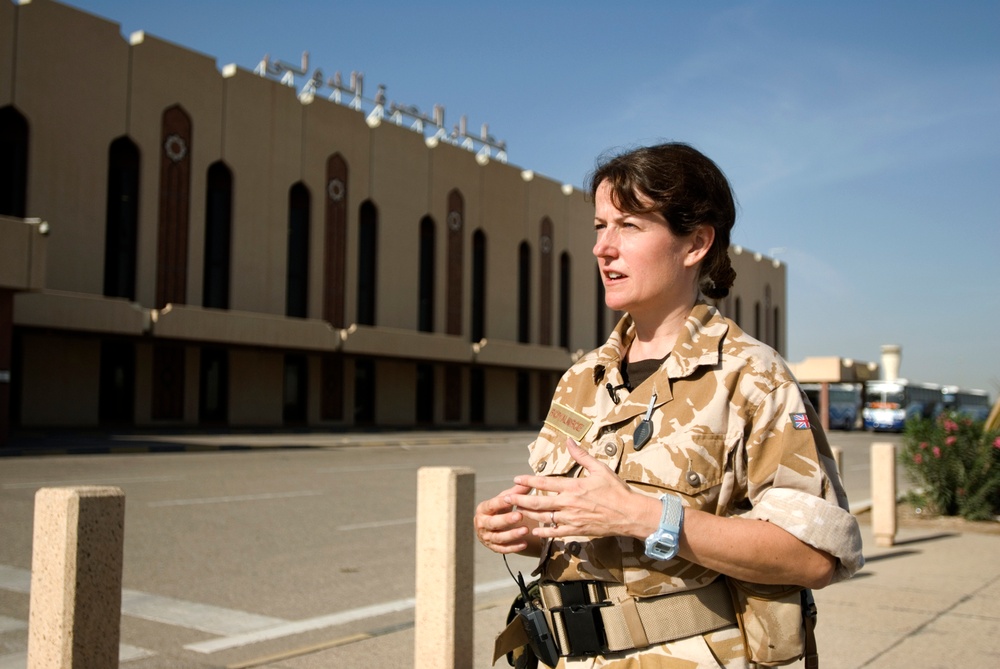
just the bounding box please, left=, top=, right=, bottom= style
left=592, top=180, right=708, bottom=321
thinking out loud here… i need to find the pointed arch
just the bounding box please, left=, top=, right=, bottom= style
left=518, top=241, right=531, bottom=343
left=104, top=136, right=140, bottom=300
left=286, top=182, right=310, bottom=318
left=357, top=200, right=378, bottom=325
left=418, top=216, right=436, bottom=332
left=203, top=161, right=232, bottom=309
left=559, top=252, right=571, bottom=348
left=471, top=229, right=486, bottom=342
left=0, top=106, right=29, bottom=217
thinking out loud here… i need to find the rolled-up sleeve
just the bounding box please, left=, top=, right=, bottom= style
left=742, top=382, right=864, bottom=583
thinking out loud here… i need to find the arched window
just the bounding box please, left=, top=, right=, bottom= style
left=0, top=106, right=29, bottom=217
left=418, top=216, right=435, bottom=332
left=203, top=162, right=232, bottom=309
left=518, top=241, right=531, bottom=343
left=357, top=201, right=378, bottom=325
left=596, top=267, right=606, bottom=347
left=559, top=252, right=571, bottom=348
left=104, top=136, right=140, bottom=300
left=754, top=301, right=762, bottom=340
left=764, top=285, right=773, bottom=346
left=538, top=218, right=553, bottom=345
left=734, top=296, right=742, bottom=327
left=286, top=182, right=310, bottom=318
left=471, top=229, right=486, bottom=342
left=773, top=306, right=781, bottom=354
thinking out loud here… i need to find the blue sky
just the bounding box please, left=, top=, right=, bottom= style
left=60, top=0, right=1000, bottom=396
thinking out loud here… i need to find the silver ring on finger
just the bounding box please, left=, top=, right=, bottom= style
left=550, top=511, right=557, bottom=526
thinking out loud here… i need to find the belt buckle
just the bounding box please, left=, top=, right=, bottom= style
left=551, top=581, right=610, bottom=657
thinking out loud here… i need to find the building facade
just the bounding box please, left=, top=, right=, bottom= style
left=0, top=0, right=786, bottom=439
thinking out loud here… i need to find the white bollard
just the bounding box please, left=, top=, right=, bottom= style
left=871, top=443, right=897, bottom=547
left=830, top=446, right=843, bottom=478
left=27, top=486, right=125, bottom=669
left=414, top=467, right=476, bottom=669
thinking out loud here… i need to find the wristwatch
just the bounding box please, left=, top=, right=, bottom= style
left=644, top=493, right=684, bottom=561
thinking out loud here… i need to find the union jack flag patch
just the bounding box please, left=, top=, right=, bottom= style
left=790, top=413, right=811, bottom=430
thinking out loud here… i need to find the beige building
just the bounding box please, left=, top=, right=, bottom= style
left=0, top=0, right=786, bottom=443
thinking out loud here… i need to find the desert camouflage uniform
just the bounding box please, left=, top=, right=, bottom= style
left=529, top=303, right=864, bottom=668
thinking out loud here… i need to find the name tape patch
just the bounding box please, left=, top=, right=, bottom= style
left=544, top=402, right=593, bottom=442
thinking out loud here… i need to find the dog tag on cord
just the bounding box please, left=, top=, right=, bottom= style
left=633, top=389, right=657, bottom=451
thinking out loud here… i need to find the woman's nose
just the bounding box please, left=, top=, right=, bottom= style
left=593, top=228, right=617, bottom=258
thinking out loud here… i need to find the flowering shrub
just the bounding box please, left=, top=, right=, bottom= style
left=900, top=411, right=1000, bottom=520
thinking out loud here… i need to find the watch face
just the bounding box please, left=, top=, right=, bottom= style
left=646, top=530, right=679, bottom=560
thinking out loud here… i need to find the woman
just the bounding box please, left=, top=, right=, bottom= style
left=475, top=142, right=862, bottom=668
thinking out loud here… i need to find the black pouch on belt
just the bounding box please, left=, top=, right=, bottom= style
left=494, top=575, right=559, bottom=668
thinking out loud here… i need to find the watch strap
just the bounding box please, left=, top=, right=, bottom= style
left=659, top=493, right=683, bottom=532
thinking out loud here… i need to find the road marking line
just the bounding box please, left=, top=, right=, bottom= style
left=0, top=615, right=27, bottom=633
left=0, top=565, right=286, bottom=636
left=336, top=517, right=414, bottom=531
left=148, top=490, right=322, bottom=507
left=315, top=464, right=416, bottom=473
left=0, top=565, right=30, bottom=593
left=184, top=597, right=418, bottom=653
left=0, top=645, right=154, bottom=669
left=185, top=578, right=518, bottom=654
left=4, top=562, right=517, bottom=656
left=2, top=475, right=183, bottom=490
left=121, top=590, right=287, bottom=635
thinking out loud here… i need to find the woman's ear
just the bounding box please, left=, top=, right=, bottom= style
left=684, top=224, right=715, bottom=267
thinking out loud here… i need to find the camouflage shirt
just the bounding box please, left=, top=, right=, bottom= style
left=531, top=303, right=863, bottom=597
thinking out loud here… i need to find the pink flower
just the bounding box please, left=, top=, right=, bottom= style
left=914, top=453, right=924, bottom=464
left=994, top=436, right=1000, bottom=449
left=920, top=442, right=929, bottom=450
left=944, top=419, right=958, bottom=433
left=945, top=436, right=957, bottom=446
left=933, top=446, right=942, bottom=458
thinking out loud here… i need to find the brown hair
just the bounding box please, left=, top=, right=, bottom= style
left=587, top=142, right=737, bottom=299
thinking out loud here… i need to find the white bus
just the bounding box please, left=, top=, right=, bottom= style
left=862, top=380, right=941, bottom=432
left=940, top=385, right=991, bottom=422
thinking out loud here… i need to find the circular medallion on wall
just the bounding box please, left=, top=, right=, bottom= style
left=327, top=178, right=345, bottom=202
left=164, top=134, right=188, bottom=162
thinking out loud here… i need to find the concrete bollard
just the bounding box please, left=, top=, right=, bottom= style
left=830, top=446, right=843, bottom=478
left=871, top=443, right=897, bottom=547
left=27, top=486, right=125, bottom=669
left=414, top=467, right=476, bottom=669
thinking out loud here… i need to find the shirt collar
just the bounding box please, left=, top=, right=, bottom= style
left=594, top=302, right=729, bottom=382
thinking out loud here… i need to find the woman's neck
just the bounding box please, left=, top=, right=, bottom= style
left=627, top=301, right=695, bottom=362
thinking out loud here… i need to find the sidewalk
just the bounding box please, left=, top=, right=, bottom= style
left=259, top=521, right=1000, bottom=669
